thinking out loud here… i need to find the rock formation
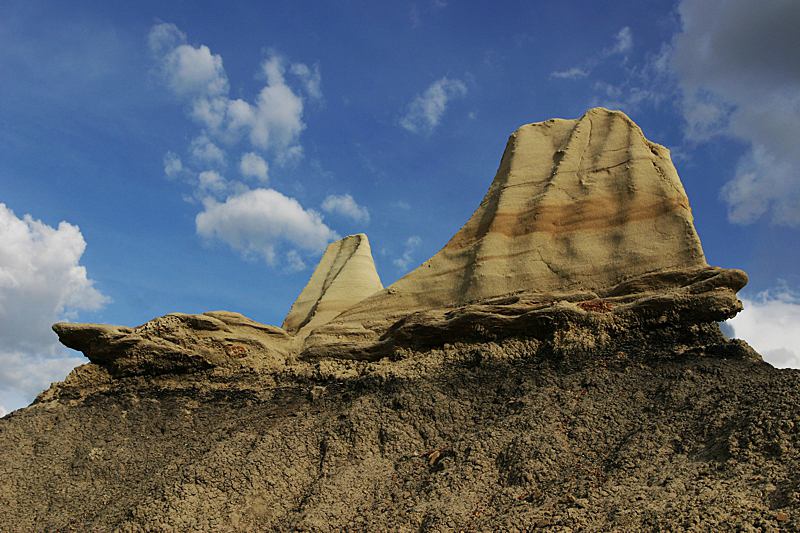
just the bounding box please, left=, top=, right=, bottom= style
left=330, top=107, right=706, bottom=317
left=54, top=310, right=292, bottom=377
left=5, top=108, right=793, bottom=533
left=299, top=108, right=742, bottom=359
left=282, top=233, right=383, bottom=339
left=51, top=108, right=749, bottom=367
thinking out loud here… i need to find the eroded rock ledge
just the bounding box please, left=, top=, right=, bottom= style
left=54, top=311, right=292, bottom=377
left=52, top=108, right=760, bottom=379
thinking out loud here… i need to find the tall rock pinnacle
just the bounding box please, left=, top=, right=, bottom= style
left=303, top=108, right=709, bottom=352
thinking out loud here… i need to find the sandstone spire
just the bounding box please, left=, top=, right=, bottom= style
left=282, top=233, right=383, bottom=338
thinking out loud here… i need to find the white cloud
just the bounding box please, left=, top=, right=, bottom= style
left=150, top=23, right=337, bottom=270
left=247, top=54, right=306, bottom=160
left=550, top=67, right=589, bottom=80
left=606, top=26, right=633, bottom=56
left=0, top=204, right=110, bottom=412
left=726, top=284, right=800, bottom=368
left=321, top=194, right=370, bottom=224
left=189, top=134, right=226, bottom=166
left=163, top=151, right=185, bottom=179
left=148, top=23, right=228, bottom=98
left=195, top=188, right=339, bottom=264
left=290, top=62, right=322, bottom=101
left=285, top=249, right=307, bottom=273
left=148, top=23, right=311, bottom=163
left=239, top=152, right=269, bottom=183
left=393, top=236, right=422, bottom=270
left=671, top=0, right=800, bottom=226
left=550, top=26, right=633, bottom=81
left=1, top=351, right=86, bottom=414
left=197, top=170, right=228, bottom=197
left=400, top=77, right=467, bottom=135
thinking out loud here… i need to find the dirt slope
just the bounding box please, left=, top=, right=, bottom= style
left=2, top=336, right=798, bottom=533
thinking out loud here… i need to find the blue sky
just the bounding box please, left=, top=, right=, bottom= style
left=2, top=0, right=799, bottom=414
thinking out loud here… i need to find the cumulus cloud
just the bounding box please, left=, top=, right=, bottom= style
left=393, top=236, right=422, bottom=270
left=321, top=194, right=370, bottom=224
left=726, top=284, right=800, bottom=368
left=189, top=134, right=226, bottom=166
left=197, top=170, right=228, bottom=197
left=244, top=54, right=307, bottom=161
left=239, top=152, right=269, bottom=183
left=149, top=23, right=312, bottom=162
left=0, top=204, right=109, bottom=413
left=671, top=0, right=800, bottom=226
left=400, top=77, right=467, bottom=135
left=148, top=23, right=228, bottom=98
left=195, top=188, right=339, bottom=264
left=149, top=22, right=339, bottom=270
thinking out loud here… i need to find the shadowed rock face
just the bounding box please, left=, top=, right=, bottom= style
left=52, top=108, right=749, bottom=370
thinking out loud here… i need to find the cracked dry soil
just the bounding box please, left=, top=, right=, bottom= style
left=2, top=338, right=800, bottom=533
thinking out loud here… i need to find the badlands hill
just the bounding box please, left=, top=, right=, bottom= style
left=2, top=108, right=799, bottom=533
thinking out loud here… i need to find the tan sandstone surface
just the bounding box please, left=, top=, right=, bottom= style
left=52, top=108, right=746, bottom=369
left=300, top=108, right=726, bottom=358
left=335, top=107, right=705, bottom=311
left=282, top=233, right=383, bottom=339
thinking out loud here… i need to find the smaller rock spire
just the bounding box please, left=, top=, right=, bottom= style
left=282, top=233, right=383, bottom=338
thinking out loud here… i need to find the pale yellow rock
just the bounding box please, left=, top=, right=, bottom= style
left=303, top=108, right=709, bottom=353
left=282, top=233, right=383, bottom=338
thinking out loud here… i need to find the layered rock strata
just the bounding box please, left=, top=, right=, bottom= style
left=53, top=108, right=750, bottom=371
left=299, top=108, right=735, bottom=358
left=282, top=233, right=383, bottom=339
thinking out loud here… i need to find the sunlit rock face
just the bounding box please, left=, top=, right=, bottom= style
left=379, top=107, right=705, bottom=308
left=53, top=108, right=752, bottom=368
left=300, top=108, right=731, bottom=359
left=282, top=233, right=383, bottom=339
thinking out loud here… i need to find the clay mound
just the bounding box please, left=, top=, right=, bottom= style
left=282, top=233, right=382, bottom=338
left=301, top=108, right=711, bottom=356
